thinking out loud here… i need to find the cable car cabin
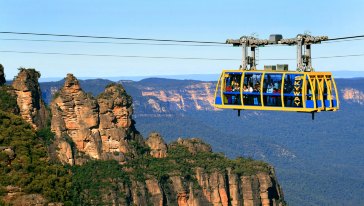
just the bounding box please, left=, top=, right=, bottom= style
left=216, top=34, right=341, bottom=116
left=213, top=70, right=339, bottom=113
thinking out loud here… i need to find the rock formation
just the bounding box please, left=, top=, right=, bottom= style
left=145, top=132, right=167, bottom=158
left=0, top=64, right=5, bottom=85
left=50, top=74, right=143, bottom=164
left=0, top=146, right=15, bottom=166
left=61, top=138, right=284, bottom=206
left=12, top=68, right=49, bottom=130
left=342, top=87, right=364, bottom=105
left=2, top=186, right=48, bottom=206
left=122, top=139, right=285, bottom=206
left=176, top=137, right=212, bottom=154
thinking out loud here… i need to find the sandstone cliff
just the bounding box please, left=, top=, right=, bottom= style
left=12, top=68, right=49, bottom=130
left=341, top=87, right=364, bottom=105
left=50, top=74, right=143, bottom=165
left=69, top=138, right=285, bottom=206
left=121, top=79, right=219, bottom=116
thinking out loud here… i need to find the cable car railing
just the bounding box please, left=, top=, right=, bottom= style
left=214, top=70, right=339, bottom=113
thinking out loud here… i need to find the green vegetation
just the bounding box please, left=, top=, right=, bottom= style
left=35, top=118, right=54, bottom=145
left=0, top=111, right=72, bottom=202
left=70, top=160, right=130, bottom=205
left=0, top=86, right=18, bottom=113
left=16, top=67, right=40, bottom=79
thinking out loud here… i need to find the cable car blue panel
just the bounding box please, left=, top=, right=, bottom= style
left=332, top=100, right=337, bottom=107
left=215, top=97, right=222, bottom=105
left=325, top=100, right=331, bottom=107
left=306, top=100, right=315, bottom=108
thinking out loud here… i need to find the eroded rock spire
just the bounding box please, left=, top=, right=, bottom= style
left=12, top=68, right=49, bottom=130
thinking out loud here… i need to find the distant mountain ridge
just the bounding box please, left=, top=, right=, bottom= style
left=32, top=70, right=364, bottom=83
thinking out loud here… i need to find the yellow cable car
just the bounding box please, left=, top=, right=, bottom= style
left=213, top=34, right=340, bottom=118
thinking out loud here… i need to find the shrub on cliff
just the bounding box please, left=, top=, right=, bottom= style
left=70, top=160, right=130, bottom=205
left=0, top=111, right=72, bottom=202
left=0, top=85, right=19, bottom=113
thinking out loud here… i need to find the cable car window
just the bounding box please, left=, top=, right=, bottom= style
left=243, top=73, right=262, bottom=106
left=263, top=73, right=282, bottom=106
left=316, top=77, right=325, bottom=108
left=323, top=79, right=328, bottom=101
left=223, top=72, right=242, bottom=105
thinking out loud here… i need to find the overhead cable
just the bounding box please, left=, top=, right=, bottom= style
left=0, top=38, right=229, bottom=47
left=0, top=31, right=226, bottom=45
left=0, top=50, right=363, bottom=61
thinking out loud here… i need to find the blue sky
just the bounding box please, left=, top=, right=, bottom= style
left=1, top=0, right=364, bottom=79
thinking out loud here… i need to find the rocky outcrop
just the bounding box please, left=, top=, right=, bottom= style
left=145, top=132, right=167, bottom=158
left=12, top=68, right=49, bottom=130
left=1, top=186, right=63, bottom=206
left=50, top=74, right=142, bottom=165
left=0, top=64, right=5, bottom=85
left=0, top=146, right=15, bottom=166
left=2, top=186, right=46, bottom=206
left=176, top=137, right=212, bottom=154
left=97, top=83, right=134, bottom=157
left=122, top=138, right=285, bottom=206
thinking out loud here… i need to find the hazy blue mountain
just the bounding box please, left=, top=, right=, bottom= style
left=36, top=70, right=364, bottom=83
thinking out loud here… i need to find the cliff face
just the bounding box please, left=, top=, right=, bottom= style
left=341, top=88, right=364, bottom=105
left=86, top=138, right=285, bottom=206
left=12, top=68, right=49, bottom=130
left=119, top=79, right=219, bottom=116
left=140, top=82, right=217, bottom=112
left=50, top=74, right=142, bottom=165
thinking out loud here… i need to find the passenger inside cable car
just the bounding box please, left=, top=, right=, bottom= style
left=263, top=73, right=282, bottom=106
left=223, top=73, right=242, bottom=105
left=243, top=73, right=262, bottom=106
